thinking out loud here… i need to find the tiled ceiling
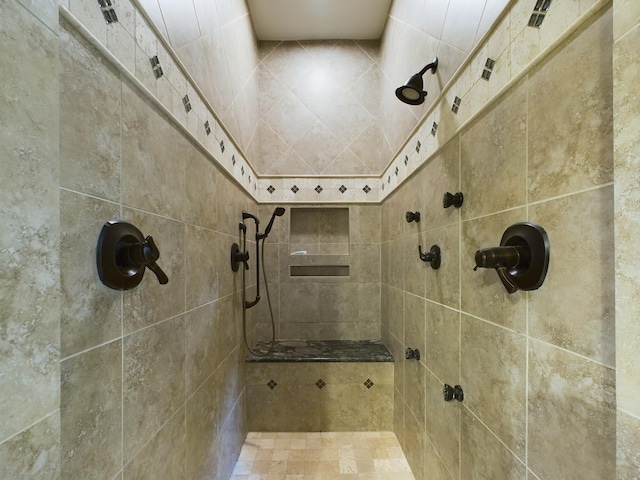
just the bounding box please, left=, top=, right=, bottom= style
left=246, top=0, right=393, bottom=40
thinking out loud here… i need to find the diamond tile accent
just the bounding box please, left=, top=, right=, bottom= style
left=315, top=185, right=323, bottom=194
left=339, top=185, right=347, bottom=193
left=452, top=96, right=462, bottom=114
left=267, top=379, right=277, bottom=389
left=431, top=122, right=438, bottom=136
left=315, top=379, right=326, bottom=389
left=416, top=140, right=421, bottom=153
left=267, top=185, right=275, bottom=194
left=404, top=155, right=409, bottom=166
left=363, top=185, right=371, bottom=194
left=220, top=140, right=225, bottom=153
left=241, top=166, right=245, bottom=176
left=482, top=58, right=496, bottom=81
left=182, top=95, right=191, bottom=113
left=528, top=0, right=551, bottom=28
left=204, top=120, right=211, bottom=135
left=291, top=185, right=299, bottom=194
left=98, top=0, right=118, bottom=24
left=395, top=166, right=399, bottom=176
left=232, top=155, right=236, bottom=165
left=364, top=379, right=374, bottom=389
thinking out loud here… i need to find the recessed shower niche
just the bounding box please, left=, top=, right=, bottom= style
left=289, top=207, right=350, bottom=277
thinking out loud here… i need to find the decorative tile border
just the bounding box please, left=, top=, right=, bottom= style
left=61, top=0, right=608, bottom=204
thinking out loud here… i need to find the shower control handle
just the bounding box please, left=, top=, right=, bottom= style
left=119, top=236, right=168, bottom=285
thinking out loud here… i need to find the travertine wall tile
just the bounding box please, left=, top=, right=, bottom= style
left=460, top=408, right=525, bottom=480
left=529, top=186, right=615, bottom=366
left=123, top=407, right=186, bottom=480
left=461, top=316, right=526, bottom=457
left=123, top=316, right=186, bottom=463
left=60, top=191, right=121, bottom=357
left=528, top=339, right=616, bottom=480
left=122, top=208, right=186, bottom=334
left=0, top=0, right=60, bottom=446
left=528, top=9, right=613, bottom=202
left=0, top=414, right=60, bottom=480
left=61, top=341, right=122, bottom=480
left=60, top=24, right=122, bottom=202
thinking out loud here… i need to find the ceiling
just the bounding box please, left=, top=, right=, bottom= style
left=246, top=0, right=393, bottom=41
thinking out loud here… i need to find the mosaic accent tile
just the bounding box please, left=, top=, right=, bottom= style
left=528, top=0, right=552, bottom=28
left=291, top=185, right=299, bottom=194
left=363, top=185, right=371, bottom=194
left=219, top=140, right=225, bottom=153
left=315, top=379, right=326, bottom=389
left=452, top=96, right=462, bottom=114
left=404, top=155, right=409, bottom=166
left=364, top=379, right=374, bottom=389
left=315, top=185, right=323, bottom=194
left=98, top=0, right=118, bottom=24
left=267, top=379, right=277, bottom=390
left=416, top=141, right=421, bottom=153
left=182, top=94, right=191, bottom=113
left=149, top=55, right=163, bottom=79
left=231, top=155, right=235, bottom=165
left=482, top=58, right=496, bottom=81
left=339, top=185, right=347, bottom=193
left=203, top=120, right=211, bottom=135
left=267, top=185, right=275, bottom=194
left=431, top=122, right=438, bottom=136
left=395, top=166, right=399, bottom=176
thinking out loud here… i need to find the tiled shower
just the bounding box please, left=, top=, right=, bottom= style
left=1, top=1, right=639, bottom=480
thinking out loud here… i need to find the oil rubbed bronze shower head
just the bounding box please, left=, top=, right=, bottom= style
left=395, top=57, right=438, bottom=105
left=263, top=207, right=285, bottom=239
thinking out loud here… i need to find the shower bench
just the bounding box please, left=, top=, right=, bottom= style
left=246, top=340, right=394, bottom=431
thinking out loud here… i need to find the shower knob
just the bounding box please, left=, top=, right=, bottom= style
left=406, top=211, right=420, bottom=223
left=443, top=192, right=464, bottom=209
left=443, top=384, right=464, bottom=402
left=405, top=347, right=421, bottom=361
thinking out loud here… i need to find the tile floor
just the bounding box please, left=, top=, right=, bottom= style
left=229, top=431, right=415, bottom=479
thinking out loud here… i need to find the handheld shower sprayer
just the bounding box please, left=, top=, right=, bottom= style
left=261, top=207, right=286, bottom=240
left=232, top=207, right=286, bottom=357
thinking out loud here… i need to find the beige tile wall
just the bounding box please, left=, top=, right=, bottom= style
left=257, top=40, right=385, bottom=175
left=246, top=362, right=393, bottom=431
left=252, top=204, right=382, bottom=342
left=0, top=1, right=61, bottom=478
left=381, top=6, right=617, bottom=480
left=56, top=18, right=252, bottom=480
left=613, top=0, right=640, bottom=477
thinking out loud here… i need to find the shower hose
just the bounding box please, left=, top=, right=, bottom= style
left=241, top=236, right=276, bottom=357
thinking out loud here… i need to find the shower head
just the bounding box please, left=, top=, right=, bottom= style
left=395, top=57, right=438, bottom=106
left=263, top=207, right=286, bottom=239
